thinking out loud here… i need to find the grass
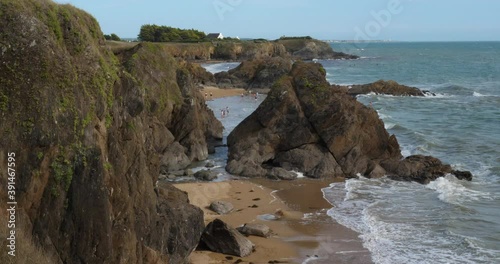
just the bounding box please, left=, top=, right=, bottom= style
left=50, top=151, right=74, bottom=195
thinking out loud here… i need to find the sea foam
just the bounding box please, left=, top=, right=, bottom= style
left=426, top=175, right=495, bottom=205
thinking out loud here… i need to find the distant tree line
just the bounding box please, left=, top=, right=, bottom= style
left=104, top=33, right=121, bottom=41
left=278, top=36, right=313, bottom=40
left=138, top=24, right=206, bottom=42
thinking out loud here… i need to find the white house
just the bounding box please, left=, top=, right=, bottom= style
left=207, top=33, right=224, bottom=39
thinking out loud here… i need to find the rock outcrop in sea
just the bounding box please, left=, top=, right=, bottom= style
left=0, top=1, right=222, bottom=262
left=347, top=80, right=428, bottom=97
left=226, top=62, right=472, bottom=183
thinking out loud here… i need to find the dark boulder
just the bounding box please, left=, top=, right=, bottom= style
left=194, top=170, right=218, bottom=181
left=266, top=167, right=297, bottom=180
left=201, top=219, right=255, bottom=257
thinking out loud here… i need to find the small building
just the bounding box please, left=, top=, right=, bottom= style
left=207, top=33, right=224, bottom=39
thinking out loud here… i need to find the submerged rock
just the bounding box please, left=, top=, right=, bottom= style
left=201, top=219, right=255, bottom=257
left=383, top=155, right=473, bottom=184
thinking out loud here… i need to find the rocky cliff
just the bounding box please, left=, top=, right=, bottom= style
left=226, top=62, right=472, bottom=183
left=0, top=0, right=222, bottom=263
left=108, top=38, right=357, bottom=62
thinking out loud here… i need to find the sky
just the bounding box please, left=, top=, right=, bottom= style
left=53, top=0, right=500, bottom=41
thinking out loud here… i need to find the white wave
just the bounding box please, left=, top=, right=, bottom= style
left=291, top=170, right=306, bottom=178
left=423, top=92, right=453, bottom=98
left=473, top=91, right=487, bottom=97
left=302, top=211, right=323, bottom=220
left=323, top=177, right=500, bottom=264
left=301, top=255, right=320, bottom=264
left=376, top=111, right=391, bottom=120
left=426, top=175, right=494, bottom=205
left=384, top=122, right=396, bottom=130
left=200, top=62, right=240, bottom=74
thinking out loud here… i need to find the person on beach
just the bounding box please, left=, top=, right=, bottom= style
left=210, top=92, right=213, bottom=100
left=226, top=106, right=229, bottom=115
left=205, top=92, right=208, bottom=100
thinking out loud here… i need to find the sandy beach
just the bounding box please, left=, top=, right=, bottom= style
left=175, top=178, right=372, bottom=264
left=200, top=86, right=247, bottom=99
left=174, top=91, right=372, bottom=263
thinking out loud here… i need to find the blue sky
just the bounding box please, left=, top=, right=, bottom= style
left=54, top=0, right=500, bottom=41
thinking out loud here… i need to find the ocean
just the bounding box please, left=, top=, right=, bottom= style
left=202, top=42, right=500, bottom=264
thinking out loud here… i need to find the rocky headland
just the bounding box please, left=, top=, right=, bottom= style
left=108, top=36, right=358, bottom=62
left=0, top=0, right=221, bottom=263
left=226, top=62, right=472, bottom=184
left=275, top=38, right=359, bottom=60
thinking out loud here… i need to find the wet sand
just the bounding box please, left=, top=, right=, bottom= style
left=174, top=178, right=372, bottom=264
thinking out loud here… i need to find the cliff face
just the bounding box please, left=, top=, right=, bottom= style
left=0, top=0, right=221, bottom=263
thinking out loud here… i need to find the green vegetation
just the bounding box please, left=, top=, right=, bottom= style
left=278, top=36, right=313, bottom=40
left=0, top=91, right=8, bottom=111
left=138, top=24, right=206, bottom=42
left=104, top=33, right=121, bottom=41
left=103, top=162, right=113, bottom=171
left=50, top=151, right=74, bottom=196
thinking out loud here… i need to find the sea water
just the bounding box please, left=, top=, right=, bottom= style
left=321, top=42, right=500, bottom=264
left=202, top=42, right=500, bottom=263
left=184, top=94, right=265, bottom=182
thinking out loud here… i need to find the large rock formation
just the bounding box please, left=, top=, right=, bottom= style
left=226, top=62, right=472, bottom=183
left=0, top=1, right=222, bottom=263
